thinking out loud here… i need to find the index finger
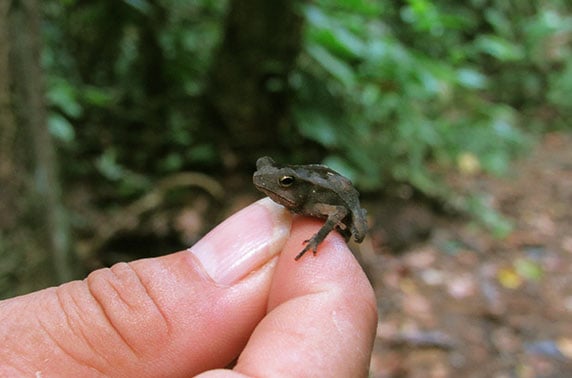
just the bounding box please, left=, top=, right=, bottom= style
left=236, top=217, right=378, bottom=377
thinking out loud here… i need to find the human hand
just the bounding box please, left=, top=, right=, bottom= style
left=0, top=198, right=377, bottom=377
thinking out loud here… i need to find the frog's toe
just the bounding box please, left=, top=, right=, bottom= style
left=295, top=238, right=320, bottom=260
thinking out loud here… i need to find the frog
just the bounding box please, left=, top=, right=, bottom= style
left=253, top=156, right=367, bottom=260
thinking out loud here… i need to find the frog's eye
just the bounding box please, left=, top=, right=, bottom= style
left=279, top=175, right=295, bottom=187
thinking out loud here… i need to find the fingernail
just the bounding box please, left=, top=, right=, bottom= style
left=188, top=198, right=291, bottom=285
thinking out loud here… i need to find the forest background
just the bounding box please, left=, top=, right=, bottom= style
left=1, top=0, right=571, bottom=341
left=2, top=0, right=572, bottom=375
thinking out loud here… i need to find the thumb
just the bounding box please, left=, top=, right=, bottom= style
left=0, top=198, right=291, bottom=377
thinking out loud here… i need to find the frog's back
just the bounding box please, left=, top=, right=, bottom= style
left=300, top=164, right=367, bottom=240
left=297, top=164, right=358, bottom=204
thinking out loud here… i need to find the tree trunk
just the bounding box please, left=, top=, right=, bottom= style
left=203, top=0, right=304, bottom=164
left=0, top=1, right=17, bottom=185
left=0, top=0, right=77, bottom=297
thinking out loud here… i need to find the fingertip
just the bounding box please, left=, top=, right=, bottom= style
left=270, top=216, right=371, bottom=303
left=276, top=215, right=377, bottom=325
left=278, top=216, right=348, bottom=263
left=229, top=216, right=377, bottom=377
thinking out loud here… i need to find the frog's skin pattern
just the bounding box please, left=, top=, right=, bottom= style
left=253, top=156, right=367, bottom=260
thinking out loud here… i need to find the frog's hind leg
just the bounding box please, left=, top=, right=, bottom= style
left=295, top=206, right=348, bottom=260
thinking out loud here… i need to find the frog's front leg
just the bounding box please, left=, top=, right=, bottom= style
left=295, top=205, right=349, bottom=260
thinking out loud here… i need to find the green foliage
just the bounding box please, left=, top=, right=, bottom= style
left=43, top=0, right=227, bottom=195
left=295, top=0, right=571, bottom=195
left=41, top=0, right=571, bottom=217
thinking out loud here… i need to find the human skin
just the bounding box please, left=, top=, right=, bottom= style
left=0, top=198, right=377, bottom=377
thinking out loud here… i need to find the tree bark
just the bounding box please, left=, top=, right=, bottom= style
left=203, top=0, right=304, bottom=164
left=1, top=0, right=77, bottom=294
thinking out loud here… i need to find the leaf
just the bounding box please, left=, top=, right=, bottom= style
left=295, top=108, right=339, bottom=147
left=474, top=35, right=524, bottom=61
left=121, top=0, right=151, bottom=14
left=47, top=79, right=82, bottom=118
left=465, top=195, right=513, bottom=238
left=83, top=86, right=114, bottom=107
left=514, top=258, right=543, bottom=281
left=316, top=29, right=364, bottom=60
left=333, top=0, right=382, bottom=15
left=48, top=113, right=76, bottom=143
left=322, top=155, right=358, bottom=182
left=96, top=150, right=124, bottom=181
left=457, top=152, right=481, bottom=175
left=497, top=267, right=522, bottom=289
left=306, top=44, right=356, bottom=88
left=456, top=68, right=488, bottom=89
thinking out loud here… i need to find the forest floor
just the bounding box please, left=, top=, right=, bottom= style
left=366, top=131, right=572, bottom=377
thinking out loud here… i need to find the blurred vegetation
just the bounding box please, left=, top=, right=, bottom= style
left=42, top=0, right=571, bottom=192
left=297, top=0, right=570, bottom=188
left=1, top=0, right=571, bottom=295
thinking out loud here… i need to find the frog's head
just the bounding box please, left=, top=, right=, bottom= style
left=253, top=157, right=305, bottom=210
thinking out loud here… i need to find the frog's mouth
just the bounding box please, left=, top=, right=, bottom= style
left=267, top=192, right=296, bottom=207
left=253, top=176, right=297, bottom=208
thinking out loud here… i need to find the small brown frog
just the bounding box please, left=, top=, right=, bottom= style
left=253, top=156, right=367, bottom=260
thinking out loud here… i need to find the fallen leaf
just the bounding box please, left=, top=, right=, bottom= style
left=497, top=267, right=523, bottom=289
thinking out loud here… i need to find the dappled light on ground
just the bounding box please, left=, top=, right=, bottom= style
left=368, top=132, right=572, bottom=376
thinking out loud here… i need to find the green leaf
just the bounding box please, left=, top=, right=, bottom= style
left=466, top=195, right=513, bottom=238
left=474, top=35, right=524, bottom=61
left=47, top=79, right=82, bottom=118
left=321, top=27, right=366, bottom=60
left=121, top=0, right=151, bottom=14
left=322, top=155, right=358, bottom=181
left=96, top=150, right=124, bottom=181
left=306, top=44, right=356, bottom=88
left=330, top=0, right=382, bottom=15
left=295, top=108, right=339, bottom=147
left=48, top=113, right=75, bottom=143
left=83, top=86, right=114, bottom=107
left=515, top=258, right=543, bottom=281
left=456, top=68, right=488, bottom=89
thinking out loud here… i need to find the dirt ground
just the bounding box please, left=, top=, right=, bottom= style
left=366, top=132, right=572, bottom=377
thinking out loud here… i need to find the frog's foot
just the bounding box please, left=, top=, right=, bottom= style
left=295, top=218, right=339, bottom=261
left=295, top=236, right=320, bottom=260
